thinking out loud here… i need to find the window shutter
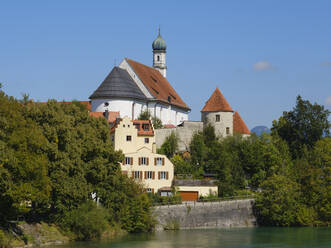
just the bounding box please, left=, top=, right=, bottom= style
left=131, top=171, right=134, bottom=178
left=166, top=172, right=169, bottom=180
left=158, top=172, right=160, bottom=179
left=140, top=172, right=142, bottom=179
left=162, top=158, right=165, bottom=166
left=154, top=158, right=157, bottom=165
left=139, top=158, right=141, bottom=165
left=152, top=172, right=155, bottom=179
left=152, top=188, right=154, bottom=193
left=130, top=157, right=133, bottom=165
left=122, top=159, right=125, bottom=164
left=147, top=158, right=149, bottom=165
left=144, top=171, right=147, bottom=179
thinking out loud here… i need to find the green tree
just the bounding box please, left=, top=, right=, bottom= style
left=271, top=95, right=330, bottom=158
left=158, top=132, right=178, bottom=158
left=254, top=174, right=302, bottom=226
left=137, top=110, right=163, bottom=129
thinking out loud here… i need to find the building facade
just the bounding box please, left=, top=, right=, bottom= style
left=110, top=116, right=174, bottom=193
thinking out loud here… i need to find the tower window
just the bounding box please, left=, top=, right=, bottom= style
left=157, top=55, right=160, bottom=61
left=226, top=127, right=230, bottom=135
left=216, top=115, right=220, bottom=122
left=104, top=102, right=109, bottom=107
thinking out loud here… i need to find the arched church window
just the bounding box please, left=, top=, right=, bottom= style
left=157, top=55, right=160, bottom=61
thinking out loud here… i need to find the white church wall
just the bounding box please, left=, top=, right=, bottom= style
left=92, top=99, right=136, bottom=119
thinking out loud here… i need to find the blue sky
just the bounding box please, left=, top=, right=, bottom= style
left=1, top=0, right=331, bottom=129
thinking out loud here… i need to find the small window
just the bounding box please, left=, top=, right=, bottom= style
left=157, top=55, right=160, bottom=61
left=134, top=171, right=141, bottom=179
left=104, top=102, right=109, bottom=107
left=146, top=171, right=153, bottom=179
left=124, top=157, right=132, bottom=165
left=146, top=188, right=153, bottom=193
left=140, top=157, right=148, bottom=165
left=123, top=124, right=125, bottom=127
left=145, top=138, right=149, bottom=144
left=226, top=127, right=230, bottom=135
left=156, top=157, right=163, bottom=165
left=128, top=125, right=130, bottom=128
left=142, top=124, right=149, bottom=131
left=160, top=171, right=167, bottom=179
left=126, top=135, right=132, bottom=141
left=216, top=115, right=220, bottom=122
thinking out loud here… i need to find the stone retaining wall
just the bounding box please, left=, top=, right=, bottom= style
left=153, top=199, right=256, bottom=230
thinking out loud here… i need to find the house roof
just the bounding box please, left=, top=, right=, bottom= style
left=233, top=112, right=250, bottom=135
left=174, top=179, right=218, bottom=187
left=201, top=88, right=233, bottom=112
left=89, top=67, right=147, bottom=100
left=89, top=111, right=120, bottom=123
left=126, top=58, right=190, bottom=110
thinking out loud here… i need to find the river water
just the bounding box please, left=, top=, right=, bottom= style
left=50, top=227, right=331, bottom=248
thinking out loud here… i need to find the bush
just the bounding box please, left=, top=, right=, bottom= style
left=60, top=201, right=109, bottom=241
left=0, top=229, right=11, bottom=248
left=148, top=193, right=182, bottom=205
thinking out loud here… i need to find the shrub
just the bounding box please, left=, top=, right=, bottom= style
left=60, top=201, right=109, bottom=241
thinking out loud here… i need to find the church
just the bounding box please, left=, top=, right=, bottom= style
left=89, top=29, right=190, bottom=126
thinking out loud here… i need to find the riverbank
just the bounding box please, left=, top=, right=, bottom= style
left=0, top=222, right=127, bottom=248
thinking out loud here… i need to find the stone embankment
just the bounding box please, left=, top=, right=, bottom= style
left=153, top=199, right=256, bottom=230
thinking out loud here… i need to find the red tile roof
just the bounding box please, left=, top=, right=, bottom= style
left=163, top=124, right=176, bottom=129
left=233, top=112, right=250, bottom=135
left=126, top=58, right=190, bottom=110
left=201, top=88, right=233, bottom=112
left=89, top=111, right=120, bottom=123
left=133, top=120, right=154, bottom=136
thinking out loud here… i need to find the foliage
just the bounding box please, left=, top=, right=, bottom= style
left=60, top=201, right=109, bottom=240
left=0, top=89, right=155, bottom=236
left=148, top=192, right=182, bottom=205
left=254, top=174, right=302, bottom=226
left=137, top=110, right=163, bottom=129
left=171, top=154, right=193, bottom=175
left=158, top=132, right=178, bottom=159
left=0, top=229, right=11, bottom=248
left=271, top=95, right=330, bottom=158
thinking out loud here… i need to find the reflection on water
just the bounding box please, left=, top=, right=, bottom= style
left=49, top=227, right=331, bottom=248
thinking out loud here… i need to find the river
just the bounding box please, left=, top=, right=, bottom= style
left=50, top=227, right=331, bottom=248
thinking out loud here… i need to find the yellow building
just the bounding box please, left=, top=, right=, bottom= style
left=110, top=116, right=174, bottom=193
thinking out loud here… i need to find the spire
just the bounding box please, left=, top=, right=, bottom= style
left=201, top=88, right=234, bottom=112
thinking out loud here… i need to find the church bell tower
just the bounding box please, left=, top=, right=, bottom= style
left=152, top=27, right=167, bottom=78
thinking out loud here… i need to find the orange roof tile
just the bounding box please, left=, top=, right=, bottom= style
left=201, top=88, right=233, bottom=112
left=89, top=111, right=120, bottom=123
left=233, top=112, right=250, bottom=135
left=163, top=124, right=176, bottom=129
left=126, top=58, right=190, bottom=110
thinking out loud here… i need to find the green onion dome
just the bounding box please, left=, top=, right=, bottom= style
left=152, top=28, right=166, bottom=51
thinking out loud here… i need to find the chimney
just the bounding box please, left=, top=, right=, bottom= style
left=104, top=109, right=109, bottom=121
left=152, top=142, right=157, bottom=153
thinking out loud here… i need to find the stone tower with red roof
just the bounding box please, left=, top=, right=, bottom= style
left=201, top=88, right=235, bottom=137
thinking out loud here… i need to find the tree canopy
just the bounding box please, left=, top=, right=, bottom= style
left=0, top=89, right=154, bottom=239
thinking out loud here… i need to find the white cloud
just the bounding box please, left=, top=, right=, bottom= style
left=325, top=96, right=331, bottom=107
left=253, top=61, right=275, bottom=71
